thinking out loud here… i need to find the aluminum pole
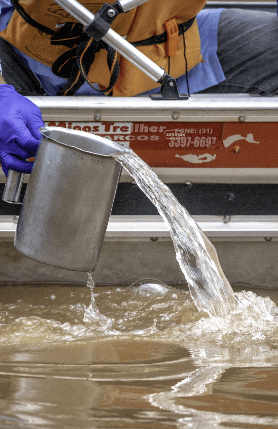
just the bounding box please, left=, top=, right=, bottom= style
left=118, top=0, right=150, bottom=12
left=54, top=0, right=165, bottom=82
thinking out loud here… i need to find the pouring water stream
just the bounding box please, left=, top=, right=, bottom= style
left=112, top=149, right=237, bottom=318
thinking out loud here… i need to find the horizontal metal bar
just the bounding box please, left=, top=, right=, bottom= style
left=2, top=215, right=278, bottom=240
left=105, top=215, right=278, bottom=239
left=1, top=168, right=278, bottom=185
left=120, top=168, right=278, bottom=184
left=29, top=94, right=278, bottom=122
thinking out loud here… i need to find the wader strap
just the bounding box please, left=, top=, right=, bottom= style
left=76, top=39, right=119, bottom=95
left=132, top=17, right=196, bottom=48
left=51, top=22, right=85, bottom=48
left=10, top=0, right=55, bottom=36
left=52, top=34, right=120, bottom=96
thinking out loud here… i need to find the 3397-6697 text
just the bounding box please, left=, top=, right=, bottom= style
left=168, top=136, right=217, bottom=148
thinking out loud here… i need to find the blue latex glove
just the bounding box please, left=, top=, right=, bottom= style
left=0, top=85, right=44, bottom=176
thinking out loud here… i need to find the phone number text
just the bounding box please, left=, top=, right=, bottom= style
left=169, top=136, right=217, bottom=148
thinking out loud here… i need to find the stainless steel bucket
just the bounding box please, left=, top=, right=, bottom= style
left=9, top=127, right=127, bottom=272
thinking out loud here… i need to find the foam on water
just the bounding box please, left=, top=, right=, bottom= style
left=0, top=284, right=278, bottom=352
left=156, top=290, right=278, bottom=348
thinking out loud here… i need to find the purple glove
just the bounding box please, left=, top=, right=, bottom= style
left=0, top=85, right=44, bottom=176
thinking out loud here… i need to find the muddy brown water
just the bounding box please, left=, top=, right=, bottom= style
left=0, top=282, right=277, bottom=428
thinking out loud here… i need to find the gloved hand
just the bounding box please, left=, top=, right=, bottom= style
left=0, top=85, right=44, bottom=176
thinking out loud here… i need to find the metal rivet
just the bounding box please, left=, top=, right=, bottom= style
left=184, top=181, right=193, bottom=189
left=223, top=215, right=231, bottom=224
left=265, top=237, right=273, bottom=242
left=94, top=113, right=101, bottom=121
left=233, top=146, right=241, bottom=154
left=107, top=9, right=116, bottom=17
left=172, top=112, right=179, bottom=120
left=169, top=81, right=174, bottom=87
left=13, top=216, right=19, bottom=223
left=227, top=193, right=235, bottom=201
left=238, top=115, right=246, bottom=122
left=150, top=237, right=158, bottom=242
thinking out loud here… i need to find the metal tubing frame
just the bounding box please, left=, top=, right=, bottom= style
left=118, top=0, right=150, bottom=12
left=53, top=0, right=165, bottom=82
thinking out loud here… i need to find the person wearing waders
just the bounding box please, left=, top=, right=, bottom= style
left=0, top=0, right=278, bottom=175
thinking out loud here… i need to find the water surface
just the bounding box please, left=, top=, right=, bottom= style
left=0, top=282, right=277, bottom=428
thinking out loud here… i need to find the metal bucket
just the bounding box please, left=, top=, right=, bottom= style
left=10, top=127, right=127, bottom=272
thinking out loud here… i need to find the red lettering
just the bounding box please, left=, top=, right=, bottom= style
left=120, top=126, right=129, bottom=133
left=82, top=126, right=91, bottom=132
left=104, top=123, right=113, bottom=132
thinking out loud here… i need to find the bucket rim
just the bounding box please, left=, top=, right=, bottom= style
left=40, top=126, right=128, bottom=156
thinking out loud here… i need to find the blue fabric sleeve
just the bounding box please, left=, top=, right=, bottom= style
left=13, top=47, right=105, bottom=96
left=187, top=9, right=225, bottom=93
left=0, top=0, right=13, bottom=31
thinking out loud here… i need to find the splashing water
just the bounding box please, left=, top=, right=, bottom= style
left=114, top=150, right=236, bottom=318
left=83, top=272, right=113, bottom=330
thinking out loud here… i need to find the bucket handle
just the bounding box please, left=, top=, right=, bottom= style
left=2, top=170, right=24, bottom=204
